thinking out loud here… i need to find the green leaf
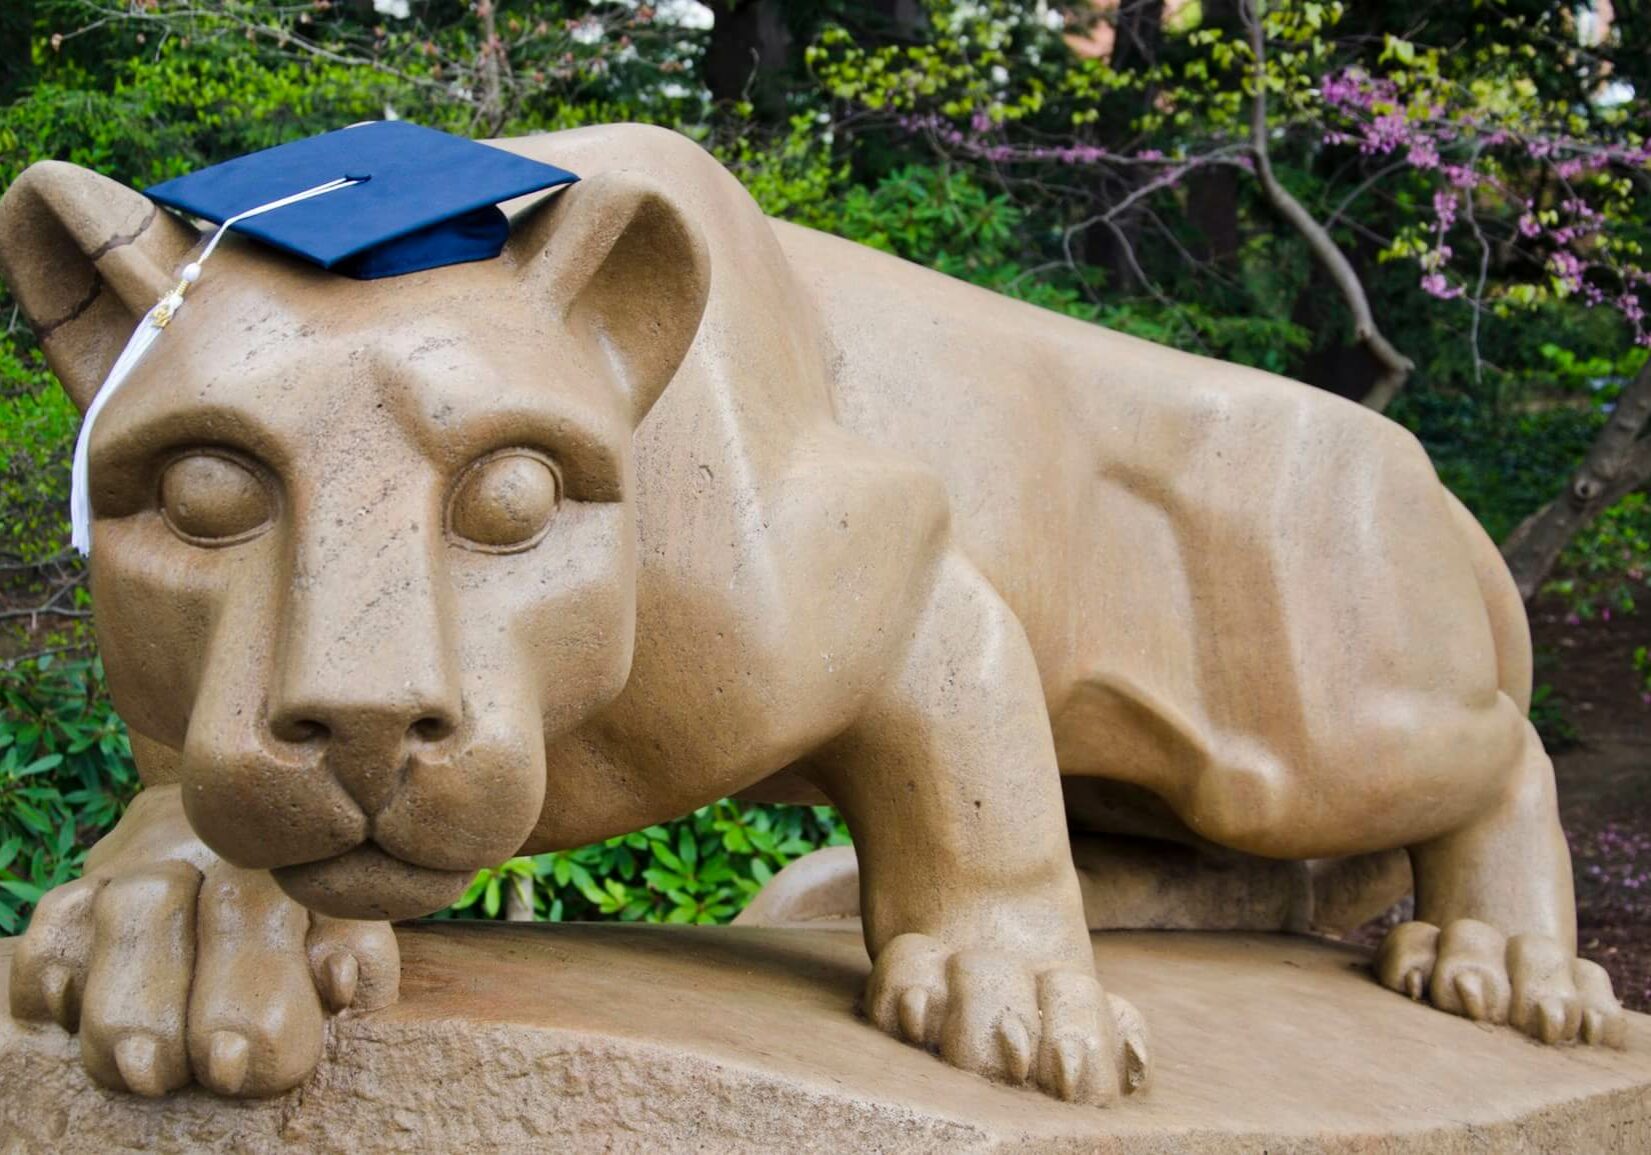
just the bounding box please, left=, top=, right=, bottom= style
left=0, top=880, right=45, bottom=904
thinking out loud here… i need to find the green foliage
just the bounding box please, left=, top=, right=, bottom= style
left=0, top=656, right=137, bottom=934
left=1391, top=389, right=1604, bottom=544
left=1547, top=493, right=1651, bottom=622
left=0, top=343, right=74, bottom=565
left=441, top=802, right=850, bottom=924
left=1528, top=682, right=1579, bottom=752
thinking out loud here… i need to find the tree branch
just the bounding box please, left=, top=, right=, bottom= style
left=1502, top=355, right=1651, bottom=599
left=1242, top=0, right=1413, bottom=411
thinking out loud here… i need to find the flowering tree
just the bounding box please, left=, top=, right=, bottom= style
left=811, top=0, right=1650, bottom=594
left=811, top=0, right=1649, bottom=410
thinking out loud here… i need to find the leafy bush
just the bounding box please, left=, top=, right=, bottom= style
left=1547, top=494, right=1651, bottom=622
left=0, top=345, right=75, bottom=566
left=0, top=655, right=137, bottom=934
left=442, top=802, right=850, bottom=924
left=1391, top=389, right=1603, bottom=545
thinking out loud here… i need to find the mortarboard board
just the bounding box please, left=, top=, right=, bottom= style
left=146, top=120, right=578, bottom=279
left=69, top=121, right=579, bottom=554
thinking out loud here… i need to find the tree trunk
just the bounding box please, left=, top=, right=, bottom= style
left=1502, top=357, right=1651, bottom=600
left=1241, top=0, right=1412, bottom=411
left=1083, top=0, right=1167, bottom=289
left=1187, top=166, right=1241, bottom=266
left=0, top=0, right=32, bottom=102
left=1110, top=0, right=1166, bottom=73
left=475, top=0, right=504, bottom=135
left=705, top=1, right=794, bottom=119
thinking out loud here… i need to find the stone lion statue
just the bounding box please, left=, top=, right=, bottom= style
left=0, top=123, right=1624, bottom=1105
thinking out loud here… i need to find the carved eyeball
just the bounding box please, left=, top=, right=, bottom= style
left=159, top=452, right=274, bottom=545
left=447, top=449, right=561, bottom=552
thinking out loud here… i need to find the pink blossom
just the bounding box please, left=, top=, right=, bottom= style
left=1432, top=189, right=1459, bottom=231
left=1442, top=164, right=1479, bottom=189
left=1420, top=272, right=1462, bottom=299
left=1550, top=250, right=1585, bottom=292
left=1406, top=137, right=1440, bottom=169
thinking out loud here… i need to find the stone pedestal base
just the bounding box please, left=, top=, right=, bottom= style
left=2, top=925, right=1649, bottom=1153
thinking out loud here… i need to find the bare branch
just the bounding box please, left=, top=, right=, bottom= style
left=1462, top=150, right=1492, bottom=391
left=1241, top=0, right=1413, bottom=411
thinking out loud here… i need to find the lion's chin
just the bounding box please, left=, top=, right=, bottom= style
left=272, top=842, right=474, bottom=921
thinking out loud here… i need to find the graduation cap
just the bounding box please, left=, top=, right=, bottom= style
left=147, top=120, right=578, bottom=279
left=70, top=121, right=579, bottom=554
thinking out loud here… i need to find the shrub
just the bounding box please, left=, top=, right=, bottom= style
left=0, top=655, right=136, bottom=934
left=441, top=803, right=850, bottom=924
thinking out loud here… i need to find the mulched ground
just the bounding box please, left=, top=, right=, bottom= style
left=1532, top=596, right=1651, bottom=1014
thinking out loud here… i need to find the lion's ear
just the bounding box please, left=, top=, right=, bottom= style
left=0, top=161, right=201, bottom=414
left=513, top=170, right=710, bottom=426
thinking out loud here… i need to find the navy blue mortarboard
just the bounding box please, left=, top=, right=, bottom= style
left=146, top=120, right=578, bottom=279
left=70, top=122, right=578, bottom=555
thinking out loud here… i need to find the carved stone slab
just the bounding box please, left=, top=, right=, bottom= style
left=3, top=924, right=1648, bottom=1153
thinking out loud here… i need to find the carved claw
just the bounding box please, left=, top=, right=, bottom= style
left=997, top=1016, right=1033, bottom=1084
left=897, top=986, right=930, bottom=1046
left=114, top=1033, right=165, bottom=1098
left=207, top=1030, right=250, bottom=1095
left=321, top=950, right=360, bottom=1013
left=1051, top=1037, right=1083, bottom=1101
left=40, top=964, right=73, bottom=1029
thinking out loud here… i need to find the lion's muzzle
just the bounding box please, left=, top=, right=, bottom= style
left=272, top=842, right=473, bottom=921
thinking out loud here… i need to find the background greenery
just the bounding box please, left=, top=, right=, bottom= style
left=2, top=0, right=1647, bottom=933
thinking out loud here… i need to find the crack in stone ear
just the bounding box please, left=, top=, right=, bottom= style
left=85, top=202, right=158, bottom=263
left=32, top=272, right=103, bottom=341
left=29, top=204, right=165, bottom=339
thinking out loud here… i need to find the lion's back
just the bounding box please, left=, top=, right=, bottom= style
left=776, top=219, right=1525, bottom=853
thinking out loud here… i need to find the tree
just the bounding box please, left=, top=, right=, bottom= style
left=1503, top=356, right=1651, bottom=600
left=810, top=1, right=1648, bottom=412
left=0, top=0, right=32, bottom=102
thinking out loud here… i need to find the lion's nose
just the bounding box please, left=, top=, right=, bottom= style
left=268, top=483, right=464, bottom=816
left=269, top=696, right=461, bottom=815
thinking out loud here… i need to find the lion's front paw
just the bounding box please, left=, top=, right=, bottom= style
left=10, top=854, right=398, bottom=1098
left=1376, top=919, right=1627, bottom=1047
left=864, top=933, right=1148, bottom=1105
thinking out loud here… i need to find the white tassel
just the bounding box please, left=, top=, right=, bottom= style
left=69, top=290, right=180, bottom=554
left=69, top=176, right=361, bottom=556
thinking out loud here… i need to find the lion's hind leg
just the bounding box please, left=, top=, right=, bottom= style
left=1371, top=494, right=1626, bottom=1047
left=1376, top=714, right=1627, bottom=1046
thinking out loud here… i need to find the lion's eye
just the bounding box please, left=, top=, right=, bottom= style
left=448, top=450, right=561, bottom=552
left=159, top=453, right=274, bottom=544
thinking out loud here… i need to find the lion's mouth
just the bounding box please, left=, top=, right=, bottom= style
left=271, top=841, right=473, bottom=921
